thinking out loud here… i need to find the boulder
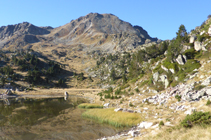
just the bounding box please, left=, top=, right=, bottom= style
left=184, top=108, right=196, bottom=115
left=103, top=103, right=110, bottom=108
left=205, top=88, right=211, bottom=95
left=160, top=75, right=169, bottom=88
left=128, top=130, right=139, bottom=137
left=200, top=31, right=205, bottom=35
left=201, top=77, right=211, bottom=86
left=161, top=65, right=168, bottom=72
left=114, top=108, right=123, bottom=112
left=189, top=35, right=197, bottom=43
left=176, top=55, right=187, bottom=65
left=208, top=25, right=211, bottom=35
left=169, top=68, right=175, bottom=74
left=138, top=121, right=153, bottom=129
left=194, top=41, right=203, bottom=51
left=153, top=72, right=159, bottom=82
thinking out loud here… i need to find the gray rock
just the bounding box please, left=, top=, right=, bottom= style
left=176, top=55, right=187, bottom=65
left=153, top=72, right=159, bottom=82
left=194, top=41, right=203, bottom=51
left=201, top=77, right=211, bottom=86
left=128, top=130, right=139, bottom=137
left=160, top=75, right=169, bottom=88
left=198, top=90, right=206, bottom=97
left=200, top=31, right=205, bottom=35
left=114, top=108, right=123, bottom=112
left=184, top=108, right=196, bottom=115
left=189, top=35, right=197, bottom=43
left=208, top=25, right=211, bottom=35
left=169, top=68, right=175, bottom=74
left=103, top=103, right=110, bottom=108
left=161, top=65, right=168, bottom=72
left=205, top=88, right=211, bottom=95
left=138, top=121, right=153, bottom=129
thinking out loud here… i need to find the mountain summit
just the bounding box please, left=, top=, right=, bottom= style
left=0, top=13, right=159, bottom=52
left=50, top=13, right=158, bottom=52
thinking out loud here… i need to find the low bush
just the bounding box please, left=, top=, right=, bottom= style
left=194, top=85, right=205, bottom=91
left=175, top=95, right=181, bottom=102
left=206, top=100, right=211, bottom=106
left=159, top=121, right=164, bottom=126
left=180, top=111, right=211, bottom=128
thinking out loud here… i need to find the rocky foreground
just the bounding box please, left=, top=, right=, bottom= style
left=96, top=60, right=211, bottom=140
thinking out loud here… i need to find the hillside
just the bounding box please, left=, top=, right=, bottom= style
left=1, top=13, right=211, bottom=140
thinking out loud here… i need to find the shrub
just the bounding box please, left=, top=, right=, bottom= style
left=115, top=88, right=121, bottom=95
left=135, top=88, right=140, bottom=93
left=175, top=95, right=181, bottom=102
left=206, top=100, right=211, bottom=106
left=181, top=111, right=211, bottom=128
left=129, top=102, right=134, bottom=107
left=194, top=85, right=205, bottom=91
left=159, top=121, right=164, bottom=126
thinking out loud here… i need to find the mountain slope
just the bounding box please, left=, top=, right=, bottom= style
left=0, top=13, right=159, bottom=53
left=49, top=13, right=159, bottom=52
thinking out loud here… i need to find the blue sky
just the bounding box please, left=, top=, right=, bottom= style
left=0, top=0, right=210, bottom=40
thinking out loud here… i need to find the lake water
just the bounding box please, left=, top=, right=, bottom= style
left=0, top=96, right=120, bottom=140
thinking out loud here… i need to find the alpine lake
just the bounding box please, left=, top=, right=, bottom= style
left=0, top=95, right=122, bottom=140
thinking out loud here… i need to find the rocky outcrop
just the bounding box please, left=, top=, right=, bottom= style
left=176, top=55, right=187, bottom=65
left=0, top=22, right=50, bottom=39
left=194, top=41, right=206, bottom=51
left=189, top=35, right=196, bottom=43
left=208, top=25, right=211, bottom=35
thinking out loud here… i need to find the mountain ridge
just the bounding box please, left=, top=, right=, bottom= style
left=0, top=13, right=159, bottom=52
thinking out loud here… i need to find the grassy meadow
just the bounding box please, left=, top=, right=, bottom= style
left=78, top=103, right=103, bottom=109
left=82, top=108, right=143, bottom=127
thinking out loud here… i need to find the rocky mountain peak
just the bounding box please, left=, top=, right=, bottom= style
left=0, top=22, right=50, bottom=40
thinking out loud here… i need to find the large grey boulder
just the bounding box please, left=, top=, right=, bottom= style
left=181, top=45, right=191, bottom=53
left=138, top=121, right=153, bottom=129
left=208, top=25, right=211, bottom=36
left=184, top=107, right=196, bottom=115
left=161, top=65, right=168, bottom=72
left=189, top=35, right=196, bottom=43
left=160, top=75, right=169, bottom=88
left=153, top=72, right=159, bottom=82
left=201, top=77, right=211, bottom=86
left=103, top=103, right=110, bottom=108
left=205, top=88, right=211, bottom=95
left=194, top=41, right=204, bottom=51
left=176, top=55, right=187, bottom=65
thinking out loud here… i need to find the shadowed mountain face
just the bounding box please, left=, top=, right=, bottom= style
left=0, top=13, right=159, bottom=52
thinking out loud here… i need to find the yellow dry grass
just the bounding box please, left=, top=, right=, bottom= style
left=140, top=125, right=211, bottom=140
left=82, top=108, right=144, bottom=127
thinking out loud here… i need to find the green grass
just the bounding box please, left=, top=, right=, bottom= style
left=82, top=108, right=143, bottom=127
left=78, top=103, right=103, bottom=109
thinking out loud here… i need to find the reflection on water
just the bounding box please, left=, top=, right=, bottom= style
left=0, top=96, right=119, bottom=140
